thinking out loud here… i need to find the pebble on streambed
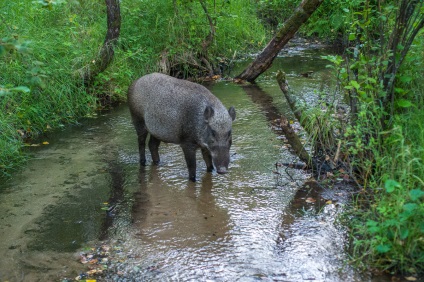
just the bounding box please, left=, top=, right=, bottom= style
left=69, top=244, right=123, bottom=281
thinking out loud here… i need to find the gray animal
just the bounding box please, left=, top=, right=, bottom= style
left=128, top=73, right=236, bottom=181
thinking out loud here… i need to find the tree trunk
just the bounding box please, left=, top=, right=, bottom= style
left=83, top=0, right=121, bottom=86
left=199, top=0, right=216, bottom=76
left=235, top=0, right=324, bottom=82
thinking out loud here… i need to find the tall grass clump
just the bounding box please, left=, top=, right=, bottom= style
left=0, top=1, right=105, bottom=178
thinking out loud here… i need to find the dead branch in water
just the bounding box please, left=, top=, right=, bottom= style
left=279, top=116, right=312, bottom=168
left=276, top=70, right=304, bottom=126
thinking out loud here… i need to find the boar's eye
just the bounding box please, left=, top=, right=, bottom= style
left=211, top=129, right=217, bottom=138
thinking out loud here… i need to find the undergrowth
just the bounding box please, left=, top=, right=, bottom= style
left=301, top=18, right=424, bottom=276
left=347, top=40, right=424, bottom=275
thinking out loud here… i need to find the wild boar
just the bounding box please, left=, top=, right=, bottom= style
left=128, top=73, right=236, bottom=181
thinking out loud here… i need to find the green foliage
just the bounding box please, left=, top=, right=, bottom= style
left=303, top=0, right=364, bottom=40
left=255, top=0, right=365, bottom=41
left=255, top=0, right=299, bottom=29
left=302, top=0, right=424, bottom=275
left=0, top=0, right=103, bottom=177
left=104, top=0, right=266, bottom=81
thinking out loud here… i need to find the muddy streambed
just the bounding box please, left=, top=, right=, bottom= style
left=0, top=48, right=383, bottom=281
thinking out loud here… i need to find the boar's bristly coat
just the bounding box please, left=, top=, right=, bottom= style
left=128, top=73, right=236, bottom=182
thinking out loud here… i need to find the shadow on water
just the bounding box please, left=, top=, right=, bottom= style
left=98, top=159, right=126, bottom=241
left=241, top=84, right=281, bottom=122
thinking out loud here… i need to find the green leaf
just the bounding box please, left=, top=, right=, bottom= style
left=399, top=228, right=409, bottom=240
left=366, top=220, right=380, bottom=233
left=350, top=80, right=360, bottom=90
left=399, top=75, right=413, bottom=83
left=396, top=99, right=413, bottom=108
left=409, top=189, right=424, bottom=201
left=376, top=244, right=391, bottom=253
left=385, top=179, right=401, bottom=193
left=403, top=203, right=417, bottom=213
left=10, top=86, right=30, bottom=93
left=348, top=33, right=356, bottom=41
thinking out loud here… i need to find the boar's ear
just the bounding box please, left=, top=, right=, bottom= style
left=228, top=106, right=236, bottom=121
left=204, top=106, right=214, bottom=122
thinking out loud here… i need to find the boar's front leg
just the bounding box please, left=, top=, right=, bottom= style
left=201, top=147, right=214, bottom=172
left=133, top=118, right=148, bottom=166
left=181, top=144, right=197, bottom=182
left=148, top=135, right=161, bottom=165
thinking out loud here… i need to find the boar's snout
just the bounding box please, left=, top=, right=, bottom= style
left=213, top=151, right=230, bottom=174
left=216, top=166, right=228, bottom=174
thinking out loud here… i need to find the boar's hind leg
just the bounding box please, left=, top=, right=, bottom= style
left=148, top=135, right=161, bottom=165
left=181, top=144, right=197, bottom=182
left=133, top=118, right=148, bottom=166
left=201, top=148, right=214, bottom=172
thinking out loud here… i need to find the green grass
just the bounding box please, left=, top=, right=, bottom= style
left=1, top=1, right=104, bottom=177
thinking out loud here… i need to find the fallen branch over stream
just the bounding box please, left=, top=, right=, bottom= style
left=275, top=70, right=313, bottom=169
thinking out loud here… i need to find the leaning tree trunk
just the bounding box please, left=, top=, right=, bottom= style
left=235, top=0, right=324, bottom=82
left=83, top=0, right=121, bottom=86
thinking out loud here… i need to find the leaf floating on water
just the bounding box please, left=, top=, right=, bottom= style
left=305, top=197, right=316, bottom=203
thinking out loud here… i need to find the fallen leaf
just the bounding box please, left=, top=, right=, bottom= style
left=326, top=200, right=332, bottom=204
left=42, top=141, right=49, bottom=145
left=305, top=197, right=316, bottom=203
left=88, top=258, right=98, bottom=264
left=405, top=277, right=417, bottom=281
left=87, top=269, right=102, bottom=275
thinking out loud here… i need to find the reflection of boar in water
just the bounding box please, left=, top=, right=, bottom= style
left=128, top=73, right=236, bottom=182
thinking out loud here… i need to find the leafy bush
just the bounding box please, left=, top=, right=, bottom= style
left=310, top=2, right=424, bottom=275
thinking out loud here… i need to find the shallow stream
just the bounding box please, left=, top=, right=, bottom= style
left=0, top=47, right=386, bottom=281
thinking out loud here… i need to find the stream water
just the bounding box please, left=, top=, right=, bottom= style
left=0, top=47, right=386, bottom=281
